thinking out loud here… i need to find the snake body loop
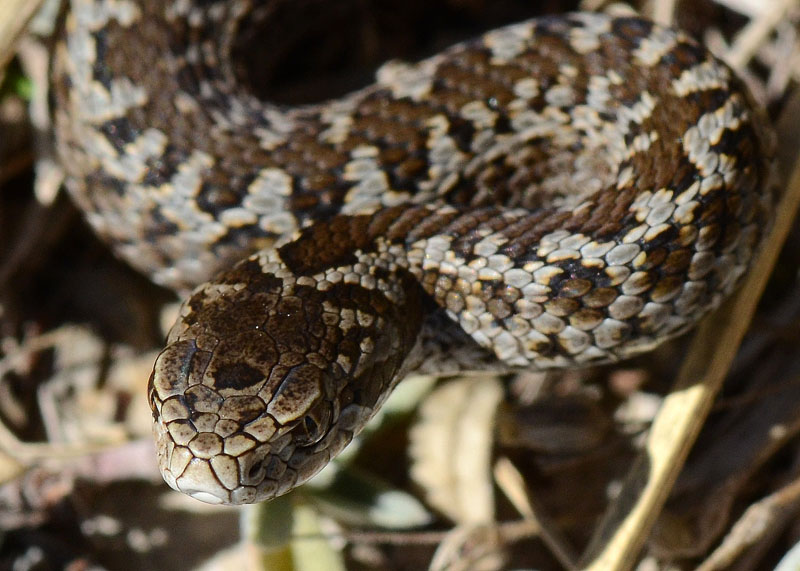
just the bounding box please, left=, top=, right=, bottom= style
left=53, top=1, right=775, bottom=504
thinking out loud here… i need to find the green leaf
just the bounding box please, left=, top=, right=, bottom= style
left=309, top=466, right=433, bottom=529
left=290, top=503, right=347, bottom=571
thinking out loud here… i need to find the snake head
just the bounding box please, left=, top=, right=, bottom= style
left=148, top=253, right=421, bottom=504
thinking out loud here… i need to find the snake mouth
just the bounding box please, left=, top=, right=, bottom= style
left=156, top=444, right=312, bottom=505
left=152, top=398, right=377, bottom=504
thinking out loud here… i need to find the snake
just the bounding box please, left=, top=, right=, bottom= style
left=52, top=0, right=776, bottom=505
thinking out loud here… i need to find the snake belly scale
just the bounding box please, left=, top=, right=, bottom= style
left=52, top=0, right=775, bottom=504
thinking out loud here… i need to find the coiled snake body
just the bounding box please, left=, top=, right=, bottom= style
left=53, top=0, right=775, bottom=504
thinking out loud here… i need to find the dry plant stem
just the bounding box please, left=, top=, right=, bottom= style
left=340, top=520, right=540, bottom=546
left=0, top=0, right=44, bottom=75
left=647, top=0, right=677, bottom=26
left=725, top=0, right=796, bottom=69
left=493, top=456, right=579, bottom=570
left=0, top=417, right=121, bottom=466
left=696, top=474, right=800, bottom=571
left=0, top=328, right=136, bottom=468
left=763, top=22, right=798, bottom=99
left=580, top=155, right=800, bottom=567
left=577, top=0, right=609, bottom=13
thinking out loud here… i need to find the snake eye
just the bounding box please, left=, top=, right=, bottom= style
left=294, top=406, right=331, bottom=446
left=305, top=415, right=318, bottom=432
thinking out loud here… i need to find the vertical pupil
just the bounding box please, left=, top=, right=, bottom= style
left=248, top=461, right=263, bottom=479
left=304, top=416, right=318, bottom=435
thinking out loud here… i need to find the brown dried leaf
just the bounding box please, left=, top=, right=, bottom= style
left=408, top=375, right=504, bottom=524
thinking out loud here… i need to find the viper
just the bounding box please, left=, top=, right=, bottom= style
left=52, top=0, right=775, bottom=504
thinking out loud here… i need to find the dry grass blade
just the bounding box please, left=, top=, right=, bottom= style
left=724, top=0, right=797, bottom=69
left=696, top=474, right=800, bottom=571
left=580, top=149, right=800, bottom=568
left=0, top=0, right=44, bottom=76
left=647, top=0, right=677, bottom=26
left=493, top=457, right=579, bottom=570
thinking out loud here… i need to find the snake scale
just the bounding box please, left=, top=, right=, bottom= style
left=52, top=0, right=775, bottom=505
